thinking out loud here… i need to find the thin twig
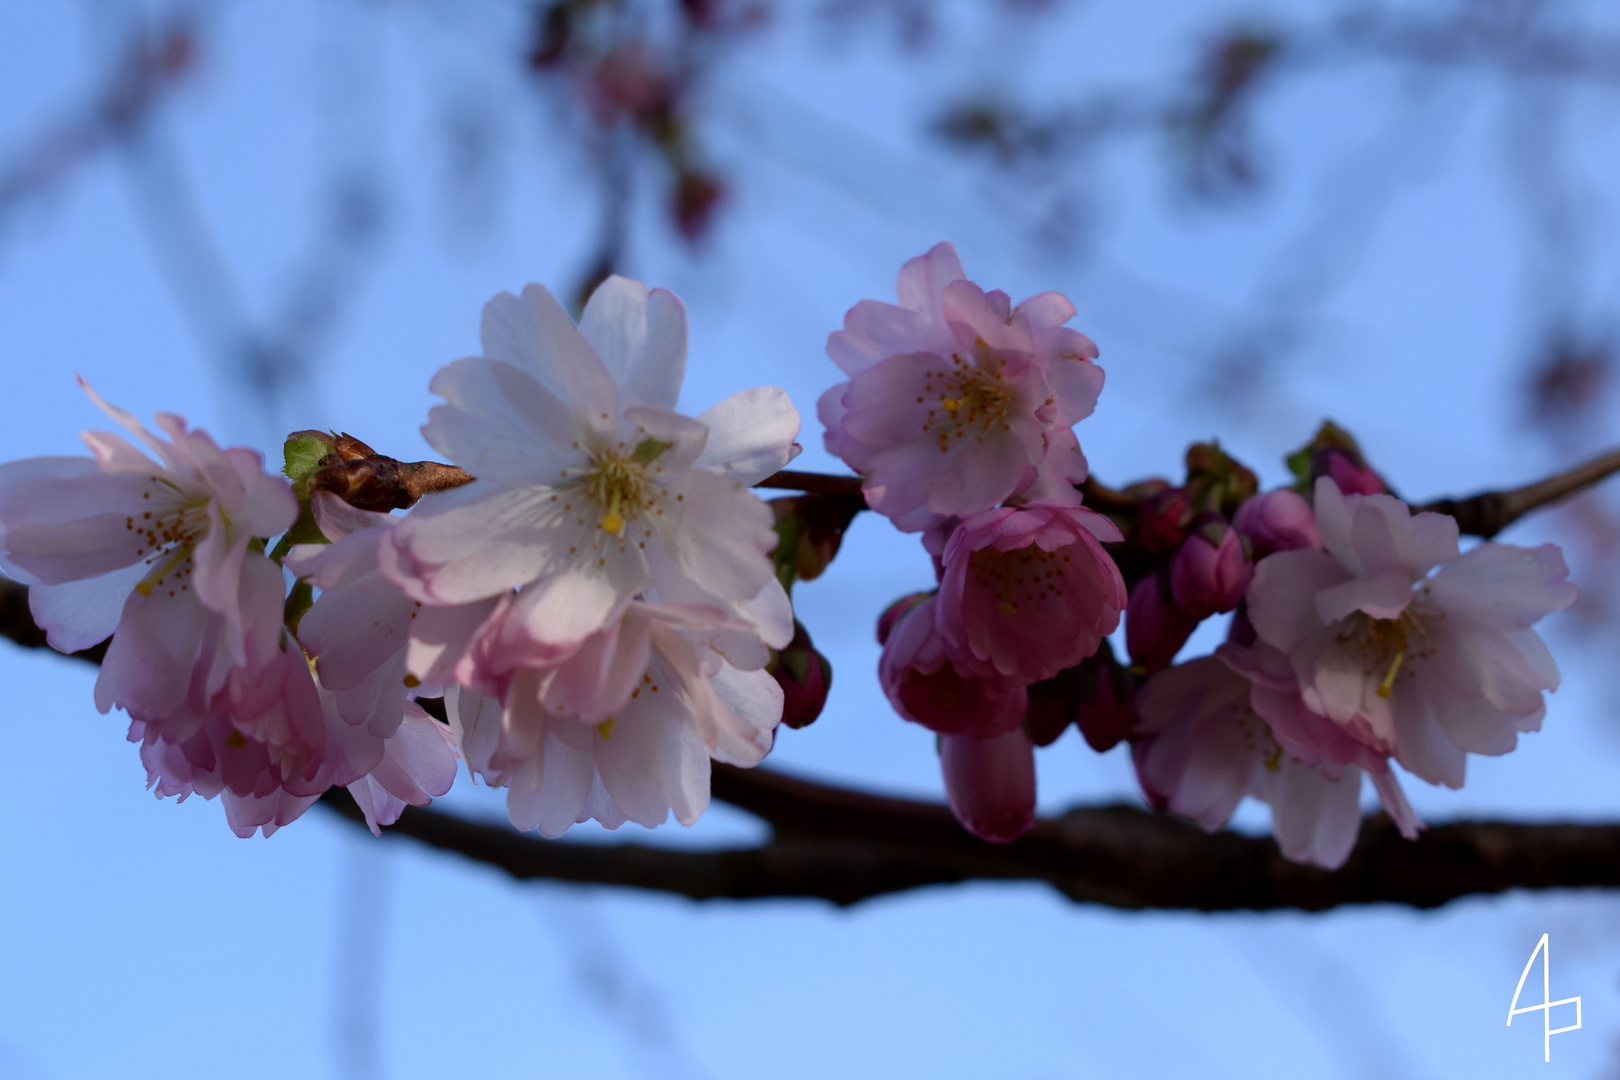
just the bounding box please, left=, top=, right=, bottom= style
left=1419, top=445, right=1620, bottom=538
left=755, top=470, right=865, bottom=497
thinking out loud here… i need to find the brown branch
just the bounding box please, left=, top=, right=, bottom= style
left=1419, top=445, right=1620, bottom=539
left=754, top=469, right=865, bottom=497
left=10, top=440, right=1620, bottom=911
left=317, top=778, right=1620, bottom=911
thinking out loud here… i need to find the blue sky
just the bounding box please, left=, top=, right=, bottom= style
left=2, top=1, right=1620, bottom=1077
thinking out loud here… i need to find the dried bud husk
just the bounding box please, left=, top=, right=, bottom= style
left=1184, top=441, right=1258, bottom=516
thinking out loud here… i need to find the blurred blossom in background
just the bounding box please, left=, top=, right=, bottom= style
left=5, top=1, right=1620, bottom=1077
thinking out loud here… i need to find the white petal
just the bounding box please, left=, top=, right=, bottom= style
left=693, top=387, right=803, bottom=485
left=479, top=285, right=618, bottom=434
left=577, top=275, right=688, bottom=411
left=422, top=357, right=585, bottom=484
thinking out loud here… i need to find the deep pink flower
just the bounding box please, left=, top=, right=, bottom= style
left=940, top=729, right=1037, bottom=843
left=820, top=242, right=1104, bottom=530
left=935, top=501, right=1125, bottom=684
left=1246, top=478, right=1577, bottom=787
left=878, top=594, right=1028, bottom=737
left=1169, top=515, right=1252, bottom=619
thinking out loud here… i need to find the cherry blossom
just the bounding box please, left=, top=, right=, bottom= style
left=877, top=593, right=1028, bottom=737
left=0, top=381, right=296, bottom=726
left=819, top=242, right=1105, bottom=531
left=1245, top=478, right=1577, bottom=787
left=1133, top=655, right=1419, bottom=868
left=934, top=501, right=1126, bottom=684
left=446, top=601, right=783, bottom=836
left=380, top=275, right=800, bottom=660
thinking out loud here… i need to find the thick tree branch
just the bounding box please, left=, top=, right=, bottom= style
left=7, top=446, right=1620, bottom=910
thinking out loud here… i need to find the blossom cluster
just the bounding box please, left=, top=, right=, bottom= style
left=0, top=246, right=1581, bottom=868
left=0, top=276, right=799, bottom=837
left=828, top=245, right=1577, bottom=866
left=821, top=243, right=1127, bottom=840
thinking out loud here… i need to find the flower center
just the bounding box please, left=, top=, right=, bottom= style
left=967, top=542, right=1067, bottom=616
left=1337, top=602, right=1434, bottom=699
left=584, top=437, right=670, bottom=536
left=127, top=480, right=212, bottom=597
left=921, top=352, right=1015, bottom=453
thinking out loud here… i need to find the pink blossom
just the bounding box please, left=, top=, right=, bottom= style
left=940, top=728, right=1037, bottom=843
left=446, top=601, right=784, bottom=836
left=1233, top=488, right=1320, bottom=558
left=1169, top=515, right=1252, bottom=619
left=877, top=594, right=1028, bottom=737
left=934, top=501, right=1125, bottom=684
left=0, top=383, right=296, bottom=730
left=380, top=275, right=799, bottom=661
left=1132, top=656, right=1419, bottom=868
left=1136, top=485, right=1195, bottom=551
left=819, top=242, right=1105, bottom=530
left=1246, top=478, right=1577, bottom=787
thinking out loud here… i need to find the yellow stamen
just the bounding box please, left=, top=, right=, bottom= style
left=403, top=674, right=421, bottom=689
left=596, top=717, right=615, bottom=740
left=1376, top=648, right=1405, bottom=699
left=941, top=397, right=960, bottom=413
left=600, top=510, right=625, bottom=535
left=225, top=731, right=247, bottom=749
left=1263, top=744, right=1283, bottom=771
left=133, top=546, right=191, bottom=597
left=998, top=601, right=1016, bottom=615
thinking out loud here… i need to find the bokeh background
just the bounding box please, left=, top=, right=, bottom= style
left=3, top=1, right=1620, bottom=1076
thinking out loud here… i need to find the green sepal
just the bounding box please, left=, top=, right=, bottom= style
left=283, top=578, right=315, bottom=637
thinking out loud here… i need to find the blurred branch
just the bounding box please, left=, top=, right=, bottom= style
left=314, top=771, right=1620, bottom=911
left=1419, top=444, right=1620, bottom=539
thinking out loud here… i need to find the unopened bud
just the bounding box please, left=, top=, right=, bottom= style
left=771, top=621, right=832, bottom=730
left=1233, top=489, right=1319, bottom=557
left=1169, top=513, right=1252, bottom=619
left=1126, top=572, right=1200, bottom=671
left=1137, top=485, right=1195, bottom=551
left=877, top=591, right=933, bottom=646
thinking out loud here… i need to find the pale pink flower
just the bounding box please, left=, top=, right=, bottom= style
left=446, top=601, right=784, bottom=836
left=0, top=382, right=296, bottom=727
left=1246, top=478, right=1577, bottom=787
left=380, top=275, right=799, bottom=659
left=1132, top=656, right=1419, bottom=869
left=820, top=242, right=1104, bottom=530
left=934, top=501, right=1125, bottom=684
left=940, top=728, right=1037, bottom=843
left=877, top=593, right=1028, bottom=737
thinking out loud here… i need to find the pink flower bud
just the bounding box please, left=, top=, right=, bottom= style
left=877, top=591, right=933, bottom=646
left=1321, top=448, right=1385, bottom=495
left=878, top=595, right=1027, bottom=737
left=1075, top=646, right=1135, bottom=753
left=1233, top=489, right=1320, bottom=558
left=1137, top=485, right=1195, bottom=551
left=1169, top=515, right=1252, bottom=619
left=1023, top=641, right=1135, bottom=752
left=773, top=621, right=831, bottom=730
left=1125, top=572, right=1200, bottom=671
left=940, top=729, right=1037, bottom=843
